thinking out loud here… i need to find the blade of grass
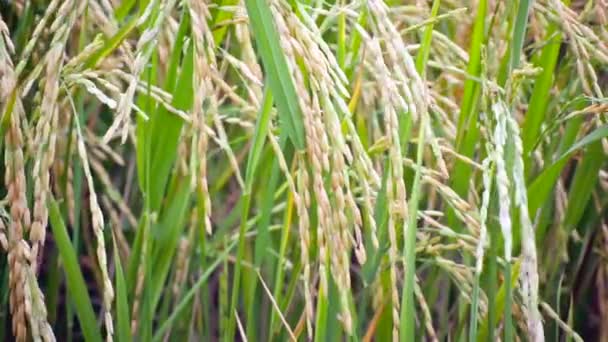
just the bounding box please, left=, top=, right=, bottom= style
left=11, top=1, right=35, bottom=55
left=212, top=0, right=240, bottom=44
left=148, top=42, right=194, bottom=212
left=399, top=116, right=426, bottom=341
left=48, top=196, right=103, bottom=342
left=509, top=0, right=532, bottom=71
left=477, top=260, right=520, bottom=342
left=528, top=124, right=608, bottom=215
left=231, top=86, right=282, bottom=341
left=83, top=15, right=139, bottom=69
left=345, top=10, right=367, bottom=80
left=0, top=88, right=17, bottom=151
left=414, top=0, right=440, bottom=76
left=314, top=272, right=329, bottom=342
left=533, top=114, right=584, bottom=242
left=376, top=267, right=394, bottom=341
left=115, top=0, right=137, bottom=20
left=521, top=0, right=571, bottom=167
left=225, top=192, right=252, bottom=341
left=153, top=240, right=237, bottom=341
left=278, top=258, right=303, bottom=331
left=361, top=161, right=389, bottom=285
left=258, top=270, right=296, bottom=341
left=503, top=3, right=539, bottom=339
left=449, top=0, right=487, bottom=237
left=133, top=48, right=158, bottom=341
left=264, top=135, right=292, bottom=336
left=245, top=88, right=273, bottom=194
left=112, top=233, right=133, bottom=342
left=129, top=24, right=193, bottom=312
left=325, top=278, right=343, bottom=341
left=470, top=163, right=494, bottom=341
left=454, top=0, right=487, bottom=148
left=151, top=179, right=192, bottom=309
left=244, top=0, right=306, bottom=150
left=269, top=184, right=294, bottom=335
left=562, top=140, right=604, bottom=230
left=503, top=261, right=513, bottom=342
left=400, top=2, right=440, bottom=339
left=399, top=0, right=441, bottom=342
left=484, top=212, right=500, bottom=342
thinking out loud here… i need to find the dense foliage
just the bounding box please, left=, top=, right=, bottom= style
left=0, top=0, right=607, bottom=341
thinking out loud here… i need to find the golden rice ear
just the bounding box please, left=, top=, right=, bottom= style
left=74, top=112, right=115, bottom=341
left=189, top=0, right=215, bottom=236
left=1, top=29, right=36, bottom=342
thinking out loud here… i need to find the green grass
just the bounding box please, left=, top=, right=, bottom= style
left=0, top=1, right=606, bottom=341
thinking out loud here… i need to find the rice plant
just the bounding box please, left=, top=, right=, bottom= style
left=0, top=0, right=607, bottom=341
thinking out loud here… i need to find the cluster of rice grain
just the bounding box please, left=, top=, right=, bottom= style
left=103, top=0, right=179, bottom=144
left=294, top=159, right=313, bottom=335
left=2, top=17, right=55, bottom=342
left=189, top=0, right=216, bottom=235
left=363, top=0, right=444, bottom=337
left=537, top=0, right=607, bottom=98
left=365, top=36, right=408, bottom=341
left=31, top=0, right=80, bottom=273
left=2, top=25, right=29, bottom=342
left=268, top=0, right=383, bottom=334
left=74, top=115, right=115, bottom=341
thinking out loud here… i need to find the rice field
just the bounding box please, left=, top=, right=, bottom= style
left=0, top=0, right=607, bottom=341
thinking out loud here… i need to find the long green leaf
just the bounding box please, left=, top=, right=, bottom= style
left=528, top=124, right=608, bottom=215
left=449, top=0, right=487, bottom=232
left=245, top=87, right=273, bottom=192
left=562, top=140, right=604, bottom=229
left=112, top=234, right=132, bottom=342
left=225, top=193, right=252, bottom=341
left=48, top=197, right=103, bottom=342
left=153, top=241, right=237, bottom=341
left=148, top=43, right=194, bottom=211
left=477, top=261, right=521, bottom=342
left=521, top=0, right=569, bottom=163
left=400, top=1, right=441, bottom=337
left=244, top=0, right=306, bottom=150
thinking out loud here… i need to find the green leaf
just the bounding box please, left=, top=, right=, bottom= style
left=112, top=234, right=133, bottom=342
left=225, top=192, right=253, bottom=341
left=114, top=0, right=136, bottom=21
left=153, top=240, right=237, bottom=341
left=562, top=140, right=604, bottom=229
left=521, top=13, right=566, bottom=163
left=244, top=0, right=306, bottom=150
left=151, top=178, right=193, bottom=310
left=48, top=196, right=103, bottom=342
left=148, top=42, right=194, bottom=211
left=245, top=87, right=274, bottom=192
left=477, top=261, right=520, bottom=342
left=400, top=1, right=441, bottom=339
left=212, top=0, right=240, bottom=44
left=448, top=0, right=487, bottom=232
left=84, top=16, right=138, bottom=69
left=361, top=163, right=389, bottom=285
left=528, top=124, right=608, bottom=216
